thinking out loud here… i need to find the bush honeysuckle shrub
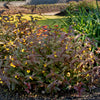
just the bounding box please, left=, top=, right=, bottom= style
left=0, top=14, right=38, bottom=59
left=0, top=15, right=100, bottom=96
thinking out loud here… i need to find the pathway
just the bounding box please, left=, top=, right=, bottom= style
left=0, top=1, right=26, bottom=7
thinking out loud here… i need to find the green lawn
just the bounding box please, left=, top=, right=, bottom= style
left=37, top=18, right=66, bottom=26
left=14, top=14, right=68, bottom=31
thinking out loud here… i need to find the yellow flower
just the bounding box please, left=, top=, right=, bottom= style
left=91, top=59, right=94, bottom=63
left=53, top=51, right=57, bottom=57
left=13, top=31, right=17, bottom=34
left=54, top=52, right=56, bottom=54
left=38, top=41, right=41, bottom=44
left=10, top=63, right=16, bottom=68
left=0, top=78, right=1, bottom=80
left=65, top=46, right=68, bottom=50
left=4, top=56, right=7, bottom=59
left=67, top=72, right=70, bottom=77
left=79, top=56, right=82, bottom=60
left=89, top=48, right=91, bottom=51
left=6, top=48, right=9, bottom=51
left=11, top=57, right=14, bottom=61
left=86, top=74, right=89, bottom=77
left=5, top=18, right=7, bottom=20
left=30, top=42, right=33, bottom=44
left=3, top=71, right=5, bottom=74
left=0, top=17, right=2, bottom=20
left=44, top=63, right=47, bottom=67
left=83, top=50, right=85, bottom=53
left=42, top=70, right=45, bottom=73
left=29, top=76, right=33, bottom=80
left=78, top=71, right=81, bottom=73
left=54, top=55, right=57, bottom=58
left=3, top=44, right=6, bottom=48
left=28, top=32, right=31, bottom=35
left=18, top=29, right=20, bottom=33
left=0, top=81, right=3, bottom=84
left=25, top=36, right=28, bottom=39
left=15, top=75, right=18, bottom=79
left=21, top=31, right=24, bottom=34
left=27, top=70, right=30, bottom=73
left=21, top=49, right=24, bottom=52
left=23, top=39, right=26, bottom=43
left=90, top=55, right=93, bottom=59
left=9, top=40, right=13, bottom=45
left=25, top=61, right=27, bottom=65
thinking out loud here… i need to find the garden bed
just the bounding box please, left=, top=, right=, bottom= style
left=0, top=0, right=100, bottom=100
left=0, top=85, right=100, bottom=100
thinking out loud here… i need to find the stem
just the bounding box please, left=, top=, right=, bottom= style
left=96, top=0, right=99, bottom=12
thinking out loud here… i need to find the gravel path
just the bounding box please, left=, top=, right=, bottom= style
left=0, top=1, right=26, bottom=7
left=41, top=11, right=61, bottom=15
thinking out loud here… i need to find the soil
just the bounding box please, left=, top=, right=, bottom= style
left=0, top=84, right=100, bottom=100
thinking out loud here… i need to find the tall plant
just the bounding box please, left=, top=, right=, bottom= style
left=96, top=0, right=99, bottom=12
left=63, top=0, right=100, bottom=47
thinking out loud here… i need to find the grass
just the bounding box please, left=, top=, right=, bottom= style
left=37, top=18, right=67, bottom=27
left=11, top=14, right=68, bottom=30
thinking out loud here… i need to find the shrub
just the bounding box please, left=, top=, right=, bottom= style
left=63, top=0, right=100, bottom=47
left=0, top=14, right=100, bottom=96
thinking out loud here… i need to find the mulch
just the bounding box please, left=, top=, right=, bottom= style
left=0, top=84, right=100, bottom=100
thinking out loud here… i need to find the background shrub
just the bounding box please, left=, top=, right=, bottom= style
left=63, top=0, right=100, bottom=47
